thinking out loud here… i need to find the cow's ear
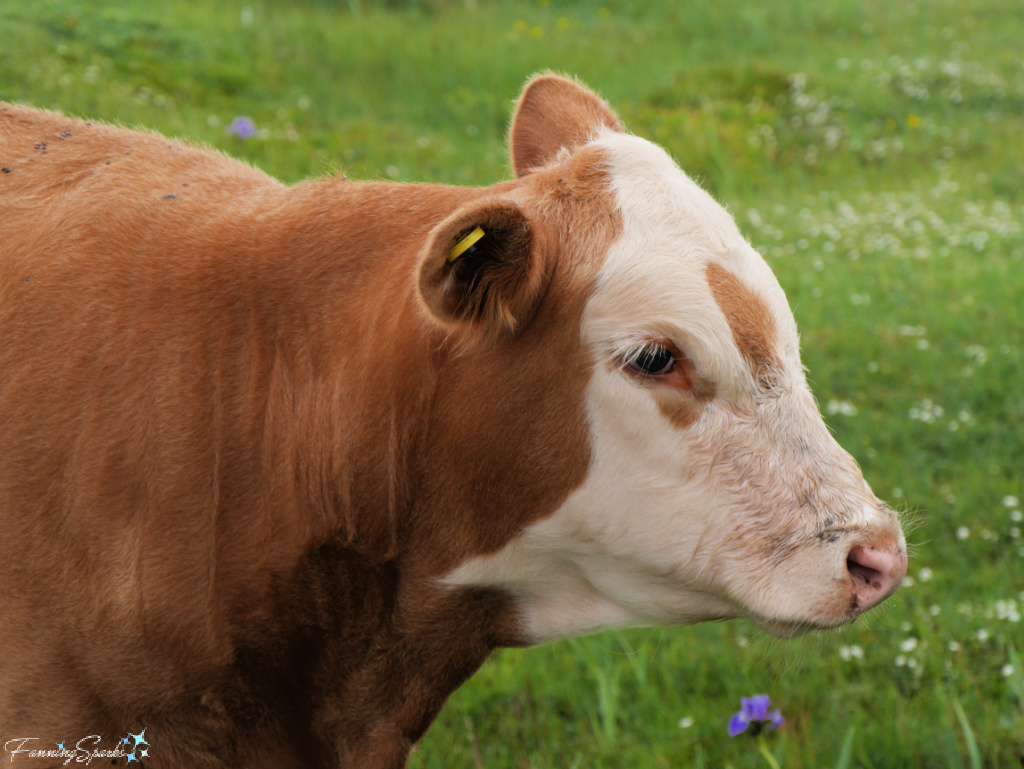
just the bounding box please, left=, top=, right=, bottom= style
left=509, top=73, right=624, bottom=178
left=417, top=197, right=552, bottom=337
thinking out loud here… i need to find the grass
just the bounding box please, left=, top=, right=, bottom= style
left=2, top=0, right=1023, bottom=766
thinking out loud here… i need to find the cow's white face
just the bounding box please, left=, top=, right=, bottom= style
left=443, top=119, right=906, bottom=642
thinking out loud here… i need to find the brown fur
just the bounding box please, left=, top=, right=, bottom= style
left=651, top=362, right=718, bottom=430
left=705, top=262, right=780, bottom=387
left=417, top=195, right=557, bottom=338
left=509, top=73, right=623, bottom=177
left=0, top=78, right=621, bottom=769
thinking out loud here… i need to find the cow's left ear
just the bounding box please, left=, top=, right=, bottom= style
left=417, top=197, right=552, bottom=337
left=510, top=73, right=624, bottom=178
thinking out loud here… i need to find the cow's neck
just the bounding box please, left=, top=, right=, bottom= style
left=229, top=543, right=522, bottom=769
left=324, top=583, right=520, bottom=768
left=210, top=181, right=537, bottom=767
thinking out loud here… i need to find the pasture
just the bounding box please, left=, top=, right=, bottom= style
left=1, top=0, right=1021, bottom=766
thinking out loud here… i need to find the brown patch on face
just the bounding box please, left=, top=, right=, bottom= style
left=647, top=356, right=717, bottom=430
left=653, top=392, right=701, bottom=430
left=705, top=262, right=780, bottom=387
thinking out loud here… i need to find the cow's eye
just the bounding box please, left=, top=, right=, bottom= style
left=626, top=344, right=675, bottom=376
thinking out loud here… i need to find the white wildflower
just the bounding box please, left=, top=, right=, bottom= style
left=840, top=645, right=864, bottom=661
left=827, top=400, right=858, bottom=417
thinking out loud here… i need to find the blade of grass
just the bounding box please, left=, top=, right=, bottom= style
left=951, top=699, right=981, bottom=769
left=757, top=737, right=782, bottom=769
left=833, top=726, right=856, bottom=769
left=1009, top=646, right=1024, bottom=725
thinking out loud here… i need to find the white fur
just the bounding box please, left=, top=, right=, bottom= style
left=443, top=131, right=904, bottom=642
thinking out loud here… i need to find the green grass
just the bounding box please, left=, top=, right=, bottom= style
left=3, top=0, right=1023, bottom=766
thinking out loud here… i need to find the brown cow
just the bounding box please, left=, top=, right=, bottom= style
left=0, top=75, right=906, bottom=768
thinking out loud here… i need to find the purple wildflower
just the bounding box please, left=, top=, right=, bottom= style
left=728, top=694, right=784, bottom=737
left=226, top=116, right=257, bottom=139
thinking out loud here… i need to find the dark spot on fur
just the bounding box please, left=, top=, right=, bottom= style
left=57, top=130, right=72, bottom=139
left=125, top=150, right=131, bottom=155
left=25, top=275, right=33, bottom=283
left=34, top=142, right=47, bottom=151
left=105, top=160, right=111, bottom=165
left=2, top=167, right=10, bottom=174
left=182, top=182, right=189, bottom=187
left=162, top=194, right=178, bottom=201
left=816, top=525, right=852, bottom=545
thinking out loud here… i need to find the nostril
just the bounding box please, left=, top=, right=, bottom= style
left=847, top=550, right=884, bottom=591
left=846, top=544, right=907, bottom=611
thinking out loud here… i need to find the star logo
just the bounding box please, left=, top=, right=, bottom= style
left=55, top=742, right=65, bottom=751
left=126, top=751, right=137, bottom=764
left=130, top=729, right=149, bottom=749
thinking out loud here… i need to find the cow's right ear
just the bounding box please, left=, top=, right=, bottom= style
left=417, top=197, right=552, bottom=338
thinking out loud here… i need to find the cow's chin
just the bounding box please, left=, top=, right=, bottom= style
left=745, top=594, right=863, bottom=638
left=751, top=615, right=842, bottom=639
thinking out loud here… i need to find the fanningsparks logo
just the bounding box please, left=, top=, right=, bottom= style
left=3, top=729, right=149, bottom=765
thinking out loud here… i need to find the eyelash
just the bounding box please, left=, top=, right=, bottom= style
left=622, top=342, right=676, bottom=377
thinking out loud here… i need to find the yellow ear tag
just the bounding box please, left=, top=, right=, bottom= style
left=448, top=226, right=485, bottom=262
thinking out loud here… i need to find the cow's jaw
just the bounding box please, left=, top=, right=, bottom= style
left=443, top=129, right=906, bottom=644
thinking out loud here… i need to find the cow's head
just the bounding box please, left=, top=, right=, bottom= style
left=422, top=74, right=906, bottom=642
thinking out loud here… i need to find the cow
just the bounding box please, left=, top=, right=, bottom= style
left=0, top=74, right=906, bottom=769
